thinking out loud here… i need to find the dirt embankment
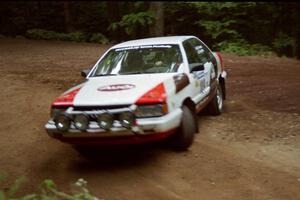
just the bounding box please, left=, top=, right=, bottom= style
left=0, top=38, right=299, bottom=200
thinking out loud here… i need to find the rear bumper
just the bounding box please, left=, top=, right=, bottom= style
left=45, top=108, right=182, bottom=145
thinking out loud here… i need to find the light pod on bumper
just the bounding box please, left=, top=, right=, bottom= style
left=119, top=111, right=135, bottom=129
left=54, top=114, right=71, bottom=132
left=97, top=113, right=114, bottom=130
left=74, top=114, right=89, bottom=131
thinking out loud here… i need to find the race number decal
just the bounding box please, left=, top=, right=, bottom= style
left=193, top=71, right=206, bottom=92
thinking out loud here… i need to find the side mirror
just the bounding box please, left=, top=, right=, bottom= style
left=81, top=69, right=91, bottom=78
left=191, top=64, right=204, bottom=73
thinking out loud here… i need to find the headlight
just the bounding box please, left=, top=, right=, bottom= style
left=54, top=114, right=71, bottom=132
left=74, top=114, right=89, bottom=131
left=134, top=104, right=168, bottom=118
left=119, top=112, right=135, bottom=129
left=97, top=113, right=114, bottom=130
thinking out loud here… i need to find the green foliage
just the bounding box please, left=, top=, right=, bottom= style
left=217, top=39, right=272, bottom=56
left=66, top=32, right=87, bottom=42
left=8, top=176, right=27, bottom=198
left=108, top=11, right=154, bottom=36
left=1, top=2, right=300, bottom=58
left=191, top=2, right=280, bottom=56
left=89, top=33, right=109, bottom=44
left=273, top=32, right=296, bottom=52
left=26, top=29, right=55, bottom=40
left=193, top=2, right=256, bottom=14
left=0, top=173, right=101, bottom=200
left=39, top=179, right=99, bottom=200
left=193, top=2, right=256, bottom=42
left=26, top=29, right=109, bottom=44
left=26, top=29, right=87, bottom=42
left=195, top=20, right=240, bottom=40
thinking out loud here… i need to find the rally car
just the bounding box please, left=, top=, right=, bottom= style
left=45, top=36, right=227, bottom=150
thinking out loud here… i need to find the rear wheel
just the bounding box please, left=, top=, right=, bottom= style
left=208, top=83, right=223, bottom=115
left=169, top=105, right=196, bottom=151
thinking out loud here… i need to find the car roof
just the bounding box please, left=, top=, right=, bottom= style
left=111, top=36, right=195, bottom=49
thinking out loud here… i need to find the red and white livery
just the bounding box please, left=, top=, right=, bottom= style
left=45, top=36, right=227, bottom=150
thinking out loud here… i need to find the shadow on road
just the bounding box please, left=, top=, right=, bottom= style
left=67, top=142, right=174, bottom=172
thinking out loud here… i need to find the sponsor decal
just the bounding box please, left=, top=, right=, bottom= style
left=98, top=84, right=135, bottom=92
left=116, top=45, right=172, bottom=52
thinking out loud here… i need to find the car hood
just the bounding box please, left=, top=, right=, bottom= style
left=71, top=73, right=175, bottom=106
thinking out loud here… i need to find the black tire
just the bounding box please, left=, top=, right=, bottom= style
left=207, top=83, right=223, bottom=116
left=169, top=105, right=196, bottom=151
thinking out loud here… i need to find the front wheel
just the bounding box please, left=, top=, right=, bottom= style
left=207, top=83, right=223, bottom=115
left=169, top=105, right=196, bottom=151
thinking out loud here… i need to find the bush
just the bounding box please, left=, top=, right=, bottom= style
left=26, top=29, right=58, bottom=40
left=26, top=29, right=87, bottom=42
left=89, top=33, right=109, bottom=44
left=66, top=32, right=87, bottom=42
left=272, top=32, right=296, bottom=57
left=26, top=29, right=109, bottom=44
left=217, top=39, right=272, bottom=56
left=0, top=173, right=101, bottom=200
left=108, top=11, right=154, bottom=36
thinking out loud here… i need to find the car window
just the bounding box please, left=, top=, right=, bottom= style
left=189, top=38, right=212, bottom=64
left=90, top=44, right=183, bottom=76
left=183, top=41, right=202, bottom=65
left=186, top=38, right=218, bottom=77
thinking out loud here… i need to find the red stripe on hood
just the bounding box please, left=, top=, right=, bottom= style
left=51, top=87, right=81, bottom=107
left=135, top=83, right=166, bottom=105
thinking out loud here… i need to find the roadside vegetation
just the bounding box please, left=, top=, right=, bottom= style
left=1, top=2, right=299, bottom=58
left=0, top=173, right=100, bottom=200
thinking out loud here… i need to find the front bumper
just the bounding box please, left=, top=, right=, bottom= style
left=45, top=108, right=182, bottom=144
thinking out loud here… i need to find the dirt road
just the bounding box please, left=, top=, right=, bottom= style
left=0, top=38, right=299, bottom=200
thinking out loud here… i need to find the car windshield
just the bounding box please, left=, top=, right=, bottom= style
left=90, top=44, right=183, bottom=76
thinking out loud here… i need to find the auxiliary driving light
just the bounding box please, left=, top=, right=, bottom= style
left=97, top=113, right=114, bottom=130
left=74, top=114, right=89, bottom=131
left=54, top=114, right=71, bottom=132
left=119, top=112, right=135, bottom=129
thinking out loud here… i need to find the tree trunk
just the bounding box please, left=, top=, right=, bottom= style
left=64, top=1, right=74, bottom=32
left=296, top=6, right=300, bottom=59
left=149, top=2, right=164, bottom=37
left=293, top=3, right=300, bottom=58
left=107, top=1, right=121, bottom=41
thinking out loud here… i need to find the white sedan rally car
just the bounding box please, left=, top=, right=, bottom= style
left=45, top=36, right=227, bottom=151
